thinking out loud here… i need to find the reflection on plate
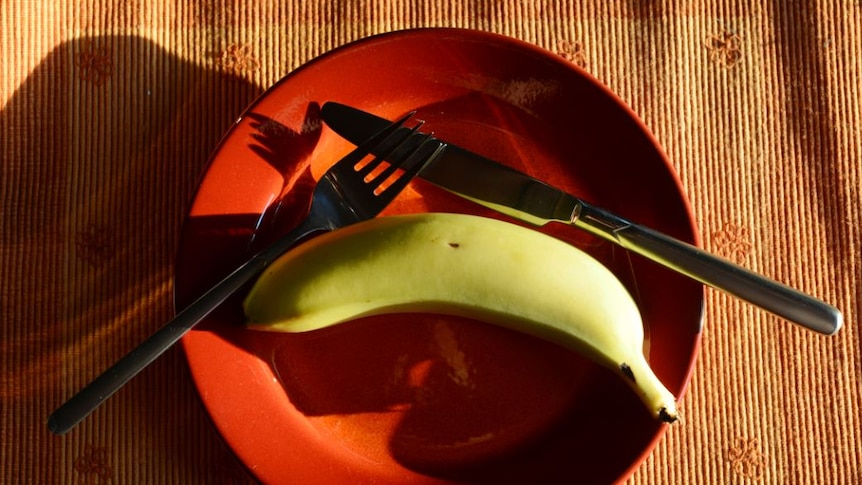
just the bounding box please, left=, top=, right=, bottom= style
left=175, top=28, right=703, bottom=484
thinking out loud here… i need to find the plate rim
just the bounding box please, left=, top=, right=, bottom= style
left=175, top=26, right=705, bottom=484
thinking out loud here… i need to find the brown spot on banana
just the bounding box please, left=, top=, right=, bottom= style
left=619, top=363, right=636, bottom=383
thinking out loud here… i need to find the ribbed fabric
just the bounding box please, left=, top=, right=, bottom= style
left=2, top=1, right=859, bottom=483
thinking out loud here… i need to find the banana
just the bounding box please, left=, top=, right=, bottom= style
left=243, top=212, right=678, bottom=422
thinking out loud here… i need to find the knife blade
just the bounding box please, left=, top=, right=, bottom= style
left=320, top=101, right=842, bottom=336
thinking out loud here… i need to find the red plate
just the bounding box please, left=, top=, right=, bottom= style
left=175, top=28, right=703, bottom=484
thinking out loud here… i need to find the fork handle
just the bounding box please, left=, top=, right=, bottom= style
left=47, top=220, right=320, bottom=435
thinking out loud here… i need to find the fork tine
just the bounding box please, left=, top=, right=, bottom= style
left=338, top=111, right=416, bottom=169
left=375, top=135, right=447, bottom=196
left=362, top=131, right=430, bottom=185
left=357, top=122, right=423, bottom=179
left=324, top=112, right=445, bottom=219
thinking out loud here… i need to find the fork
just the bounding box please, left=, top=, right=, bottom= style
left=48, top=111, right=447, bottom=435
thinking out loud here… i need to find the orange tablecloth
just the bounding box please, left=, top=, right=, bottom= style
left=2, top=1, right=859, bottom=483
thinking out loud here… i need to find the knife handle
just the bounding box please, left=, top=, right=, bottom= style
left=572, top=202, right=842, bottom=335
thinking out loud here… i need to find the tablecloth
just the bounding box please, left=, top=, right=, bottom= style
left=2, top=1, right=860, bottom=483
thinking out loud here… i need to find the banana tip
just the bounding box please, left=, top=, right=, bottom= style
left=658, top=407, right=678, bottom=424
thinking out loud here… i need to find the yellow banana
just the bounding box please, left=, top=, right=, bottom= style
left=243, top=212, right=678, bottom=422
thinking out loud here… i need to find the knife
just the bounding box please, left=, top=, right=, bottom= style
left=320, top=101, right=842, bottom=336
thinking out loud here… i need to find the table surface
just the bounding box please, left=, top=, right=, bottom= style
left=2, top=1, right=860, bottom=484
